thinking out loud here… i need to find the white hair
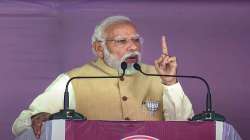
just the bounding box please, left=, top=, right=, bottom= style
left=91, top=15, right=131, bottom=44
left=103, top=45, right=142, bottom=75
left=91, top=15, right=132, bottom=55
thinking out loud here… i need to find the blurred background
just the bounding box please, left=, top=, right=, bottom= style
left=0, top=0, right=249, bottom=139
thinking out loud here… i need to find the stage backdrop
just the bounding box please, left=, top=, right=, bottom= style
left=0, top=0, right=249, bottom=140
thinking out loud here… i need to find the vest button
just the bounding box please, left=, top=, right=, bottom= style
left=122, top=96, right=128, bottom=101
left=124, top=117, right=130, bottom=120
left=120, top=77, right=124, bottom=81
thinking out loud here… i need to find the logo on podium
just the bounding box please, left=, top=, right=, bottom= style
left=121, top=135, right=159, bottom=140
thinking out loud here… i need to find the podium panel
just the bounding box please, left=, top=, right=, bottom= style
left=15, top=120, right=241, bottom=140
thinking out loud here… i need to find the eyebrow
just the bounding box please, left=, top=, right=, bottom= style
left=112, top=34, right=140, bottom=39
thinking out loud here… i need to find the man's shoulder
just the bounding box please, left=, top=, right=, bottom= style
left=66, top=61, right=97, bottom=77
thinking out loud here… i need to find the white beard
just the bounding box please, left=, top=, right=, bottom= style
left=103, top=46, right=142, bottom=75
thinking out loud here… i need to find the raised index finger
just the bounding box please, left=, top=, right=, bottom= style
left=161, top=35, right=169, bottom=55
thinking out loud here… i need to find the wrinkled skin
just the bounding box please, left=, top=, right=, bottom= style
left=31, top=112, right=50, bottom=139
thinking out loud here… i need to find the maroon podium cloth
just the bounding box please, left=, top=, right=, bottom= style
left=66, top=121, right=215, bottom=140
left=15, top=120, right=241, bottom=140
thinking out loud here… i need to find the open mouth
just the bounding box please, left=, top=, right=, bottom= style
left=125, top=55, right=138, bottom=64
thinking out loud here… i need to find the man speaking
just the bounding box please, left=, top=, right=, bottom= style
left=12, top=15, right=194, bottom=138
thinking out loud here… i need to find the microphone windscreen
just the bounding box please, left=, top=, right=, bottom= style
left=133, top=63, right=141, bottom=71
left=121, top=62, right=127, bottom=70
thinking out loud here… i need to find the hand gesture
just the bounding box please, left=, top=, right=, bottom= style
left=154, top=35, right=177, bottom=85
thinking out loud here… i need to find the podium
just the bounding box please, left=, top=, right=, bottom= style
left=15, top=120, right=241, bottom=140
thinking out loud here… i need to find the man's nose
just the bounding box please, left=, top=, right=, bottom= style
left=127, top=40, right=139, bottom=51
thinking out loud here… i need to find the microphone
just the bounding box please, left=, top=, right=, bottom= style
left=133, top=63, right=225, bottom=121
left=49, top=62, right=127, bottom=120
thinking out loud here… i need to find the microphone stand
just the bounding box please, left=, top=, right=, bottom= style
left=49, top=62, right=127, bottom=120
left=133, top=63, right=225, bottom=121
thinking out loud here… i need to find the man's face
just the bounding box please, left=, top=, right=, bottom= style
left=104, top=22, right=142, bottom=64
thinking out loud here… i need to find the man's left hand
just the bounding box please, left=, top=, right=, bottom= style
left=154, top=35, right=177, bottom=85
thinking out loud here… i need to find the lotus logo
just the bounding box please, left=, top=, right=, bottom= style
left=121, top=135, right=159, bottom=140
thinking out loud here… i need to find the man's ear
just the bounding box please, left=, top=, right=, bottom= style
left=92, top=42, right=104, bottom=59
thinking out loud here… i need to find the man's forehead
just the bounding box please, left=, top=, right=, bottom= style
left=104, top=22, right=138, bottom=38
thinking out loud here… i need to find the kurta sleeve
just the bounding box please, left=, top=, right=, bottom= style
left=12, top=74, right=76, bottom=136
left=163, top=82, right=194, bottom=120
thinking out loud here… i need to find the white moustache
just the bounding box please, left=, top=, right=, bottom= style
left=121, top=51, right=141, bottom=62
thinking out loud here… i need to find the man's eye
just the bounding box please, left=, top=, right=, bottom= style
left=132, top=38, right=140, bottom=43
left=116, top=39, right=127, bottom=44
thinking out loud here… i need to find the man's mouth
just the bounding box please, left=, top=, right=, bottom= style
left=125, top=55, right=138, bottom=64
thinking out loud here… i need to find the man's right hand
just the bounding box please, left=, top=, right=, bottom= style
left=31, top=112, right=50, bottom=139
